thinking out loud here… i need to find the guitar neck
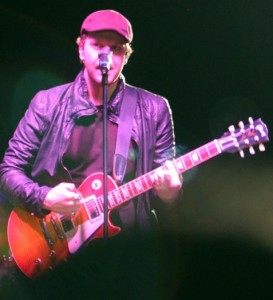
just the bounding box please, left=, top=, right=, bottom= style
left=174, top=139, right=221, bottom=173
left=94, top=139, right=221, bottom=211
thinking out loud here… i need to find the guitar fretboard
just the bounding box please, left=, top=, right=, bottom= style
left=93, top=139, right=221, bottom=212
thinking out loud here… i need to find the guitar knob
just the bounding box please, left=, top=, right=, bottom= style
left=49, top=250, right=57, bottom=262
left=34, top=258, right=42, bottom=270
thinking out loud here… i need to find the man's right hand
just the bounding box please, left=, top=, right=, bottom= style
left=43, top=182, right=83, bottom=216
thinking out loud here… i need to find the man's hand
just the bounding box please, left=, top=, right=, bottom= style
left=153, top=160, right=183, bottom=203
left=43, top=182, right=83, bottom=216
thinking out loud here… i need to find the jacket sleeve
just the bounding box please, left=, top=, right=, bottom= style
left=153, top=96, right=176, bottom=166
left=151, top=96, right=182, bottom=228
left=0, top=92, right=52, bottom=214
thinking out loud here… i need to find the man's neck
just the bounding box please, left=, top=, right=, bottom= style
left=85, top=78, right=118, bottom=106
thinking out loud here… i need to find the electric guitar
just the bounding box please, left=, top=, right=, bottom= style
left=7, top=118, right=269, bottom=279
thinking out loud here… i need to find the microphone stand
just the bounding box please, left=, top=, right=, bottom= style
left=101, top=69, right=109, bottom=242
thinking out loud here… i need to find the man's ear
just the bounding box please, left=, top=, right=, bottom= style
left=79, top=48, right=85, bottom=62
left=77, top=44, right=86, bottom=64
left=76, top=37, right=85, bottom=62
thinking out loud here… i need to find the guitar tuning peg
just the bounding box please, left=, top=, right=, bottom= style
left=248, top=117, right=254, bottom=125
left=238, top=121, right=244, bottom=129
left=249, top=146, right=255, bottom=155
left=259, top=144, right=266, bottom=152
left=248, top=117, right=254, bottom=129
left=239, top=149, right=245, bottom=158
left=228, top=125, right=235, bottom=133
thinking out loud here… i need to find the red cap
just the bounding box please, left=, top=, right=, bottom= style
left=80, top=10, right=133, bottom=43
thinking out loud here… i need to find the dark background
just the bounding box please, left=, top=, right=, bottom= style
left=0, top=1, right=273, bottom=299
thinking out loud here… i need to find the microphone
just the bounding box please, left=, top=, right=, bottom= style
left=99, top=49, right=112, bottom=73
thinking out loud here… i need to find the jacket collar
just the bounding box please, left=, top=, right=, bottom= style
left=74, top=69, right=126, bottom=117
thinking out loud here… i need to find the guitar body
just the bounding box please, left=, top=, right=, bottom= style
left=7, top=173, right=121, bottom=279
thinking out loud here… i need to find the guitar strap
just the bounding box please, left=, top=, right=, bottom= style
left=113, top=85, right=138, bottom=185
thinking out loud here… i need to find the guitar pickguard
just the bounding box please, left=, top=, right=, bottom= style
left=65, top=214, right=104, bottom=253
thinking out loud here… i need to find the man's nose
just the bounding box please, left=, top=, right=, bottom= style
left=98, top=46, right=111, bottom=57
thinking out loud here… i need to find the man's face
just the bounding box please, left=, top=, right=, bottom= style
left=79, top=31, right=127, bottom=87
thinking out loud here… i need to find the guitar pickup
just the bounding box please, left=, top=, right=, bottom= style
left=39, top=218, right=54, bottom=250
left=50, top=216, right=64, bottom=240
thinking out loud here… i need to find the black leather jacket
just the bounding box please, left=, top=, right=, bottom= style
left=0, top=71, right=176, bottom=229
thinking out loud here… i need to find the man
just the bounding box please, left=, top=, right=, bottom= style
left=0, top=10, right=182, bottom=238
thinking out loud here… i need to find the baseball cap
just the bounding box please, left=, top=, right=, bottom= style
left=80, top=10, right=133, bottom=43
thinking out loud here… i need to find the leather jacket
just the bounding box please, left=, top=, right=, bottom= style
left=0, top=70, right=176, bottom=229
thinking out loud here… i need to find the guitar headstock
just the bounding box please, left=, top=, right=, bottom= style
left=218, top=117, right=269, bottom=157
